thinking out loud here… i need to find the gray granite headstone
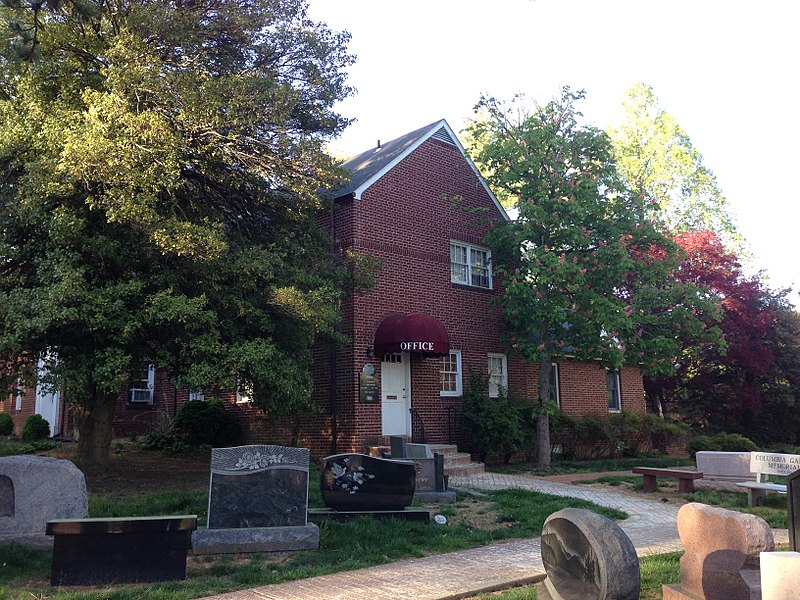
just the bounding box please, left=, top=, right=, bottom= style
left=193, top=445, right=319, bottom=554
left=540, top=508, right=639, bottom=600
left=207, top=445, right=310, bottom=529
left=0, top=455, right=88, bottom=547
left=390, top=436, right=408, bottom=459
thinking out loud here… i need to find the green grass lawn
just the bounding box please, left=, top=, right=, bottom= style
left=472, top=551, right=683, bottom=600
left=0, top=488, right=627, bottom=600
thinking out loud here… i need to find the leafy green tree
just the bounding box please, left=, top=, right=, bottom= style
left=467, top=89, right=722, bottom=469
left=608, top=83, right=741, bottom=249
left=0, top=0, right=355, bottom=470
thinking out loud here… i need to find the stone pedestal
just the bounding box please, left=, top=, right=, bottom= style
left=191, top=524, right=319, bottom=554
left=760, top=551, right=800, bottom=600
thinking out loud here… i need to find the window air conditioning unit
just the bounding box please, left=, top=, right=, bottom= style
left=130, top=388, right=152, bottom=403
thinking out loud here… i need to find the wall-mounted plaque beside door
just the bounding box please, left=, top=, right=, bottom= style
left=359, top=363, right=379, bottom=403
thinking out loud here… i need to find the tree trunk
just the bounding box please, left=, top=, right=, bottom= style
left=536, top=358, right=552, bottom=471
left=76, top=388, right=117, bottom=473
left=643, top=378, right=665, bottom=417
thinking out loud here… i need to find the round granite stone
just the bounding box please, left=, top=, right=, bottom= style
left=541, top=508, right=639, bottom=600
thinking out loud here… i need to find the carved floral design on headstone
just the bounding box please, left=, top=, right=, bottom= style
left=330, top=456, right=376, bottom=494
left=320, top=454, right=416, bottom=511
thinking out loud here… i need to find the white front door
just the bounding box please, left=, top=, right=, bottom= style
left=35, top=360, right=60, bottom=437
left=381, top=353, right=411, bottom=436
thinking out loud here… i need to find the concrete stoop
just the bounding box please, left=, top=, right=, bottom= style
left=428, top=444, right=485, bottom=477
left=368, top=442, right=486, bottom=478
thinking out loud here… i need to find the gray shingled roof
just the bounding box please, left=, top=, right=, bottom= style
left=330, top=120, right=444, bottom=200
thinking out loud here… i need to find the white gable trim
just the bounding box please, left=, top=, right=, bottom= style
left=352, top=120, right=510, bottom=222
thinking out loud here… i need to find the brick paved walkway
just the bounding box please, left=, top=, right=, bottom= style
left=201, top=472, right=691, bottom=600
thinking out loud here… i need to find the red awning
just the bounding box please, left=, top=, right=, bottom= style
left=374, top=313, right=450, bottom=357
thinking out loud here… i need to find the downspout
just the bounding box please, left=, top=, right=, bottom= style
left=329, top=200, right=338, bottom=455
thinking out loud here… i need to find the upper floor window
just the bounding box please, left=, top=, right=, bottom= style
left=451, top=241, right=492, bottom=289
left=607, top=370, right=621, bottom=412
left=440, top=350, right=462, bottom=397
left=130, top=362, right=155, bottom=404
left=488, top=353, right=508, bottom=398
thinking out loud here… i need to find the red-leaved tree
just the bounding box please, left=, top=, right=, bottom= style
left=652, top=230, right=776, bottom=433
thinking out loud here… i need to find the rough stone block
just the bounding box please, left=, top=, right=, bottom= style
left=0, top=456, right=87, bottom=547
left=673, top=502, right=773, bottom=600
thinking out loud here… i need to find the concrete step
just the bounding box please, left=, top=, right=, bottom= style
left=427, top=444, right=460, bottom=457
left=445, top=461, right=485, bottom=477
left=443, top=452, right=474, bottom=467
left=367, top=443, right=485, bottom=478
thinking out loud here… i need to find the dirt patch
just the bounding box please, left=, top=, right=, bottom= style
left=46, top=439, right=211, bottom=498
left=424, top=495, right=512, bottom=531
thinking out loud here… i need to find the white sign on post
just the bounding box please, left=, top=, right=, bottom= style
left=750, top=452, right=800, bottom=477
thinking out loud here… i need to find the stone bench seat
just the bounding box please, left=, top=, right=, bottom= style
left=632, top=467, right=704, bottom=493
left=735, top=481, right=787, bottom=507
left=47, top=515, right=197, bottom=586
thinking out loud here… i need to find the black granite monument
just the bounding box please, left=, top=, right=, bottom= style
left=788, top=468, right=800, bottom=551
left=48, top=515, right=197, bottom=585
left=321, top=453, right=416, bottom=511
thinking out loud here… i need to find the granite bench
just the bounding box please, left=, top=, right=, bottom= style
left=46, top=515, right=197, bottom=585
left=632, top=467, right=704, bottom=493
left=736, top=481, right=787, bottom=507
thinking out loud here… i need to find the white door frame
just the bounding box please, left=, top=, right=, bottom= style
left=381, top=352, right=412, bottom=436
left=35, top=360, right=60, bottom=437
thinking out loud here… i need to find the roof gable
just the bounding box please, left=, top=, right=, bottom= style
left=333, top=120, right=509, bottom=221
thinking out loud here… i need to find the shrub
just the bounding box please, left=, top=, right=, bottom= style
left=173, top=399, right=240, bottom=447
left=687, top=432, right=758, bottom=458
left=0, top=413, right=13, bottom=436
left=137, top=431, right=191, bottom=454
left=461, top=372, right=525, bottom=463
left=21, top=414, right=51, bottom=441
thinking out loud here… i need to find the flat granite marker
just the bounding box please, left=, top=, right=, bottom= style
left=192, top=445, right=318, bottom=554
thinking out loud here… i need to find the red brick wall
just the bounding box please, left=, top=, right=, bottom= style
left=555, top=359, right=646, bottom=418
left=0, top=386, right=36, bottom=436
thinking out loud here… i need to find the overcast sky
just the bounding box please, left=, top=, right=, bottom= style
left=307, top=0, right=800, bottom=302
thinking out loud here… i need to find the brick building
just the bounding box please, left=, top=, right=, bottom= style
left=2, top=120, right=645, bottom=456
